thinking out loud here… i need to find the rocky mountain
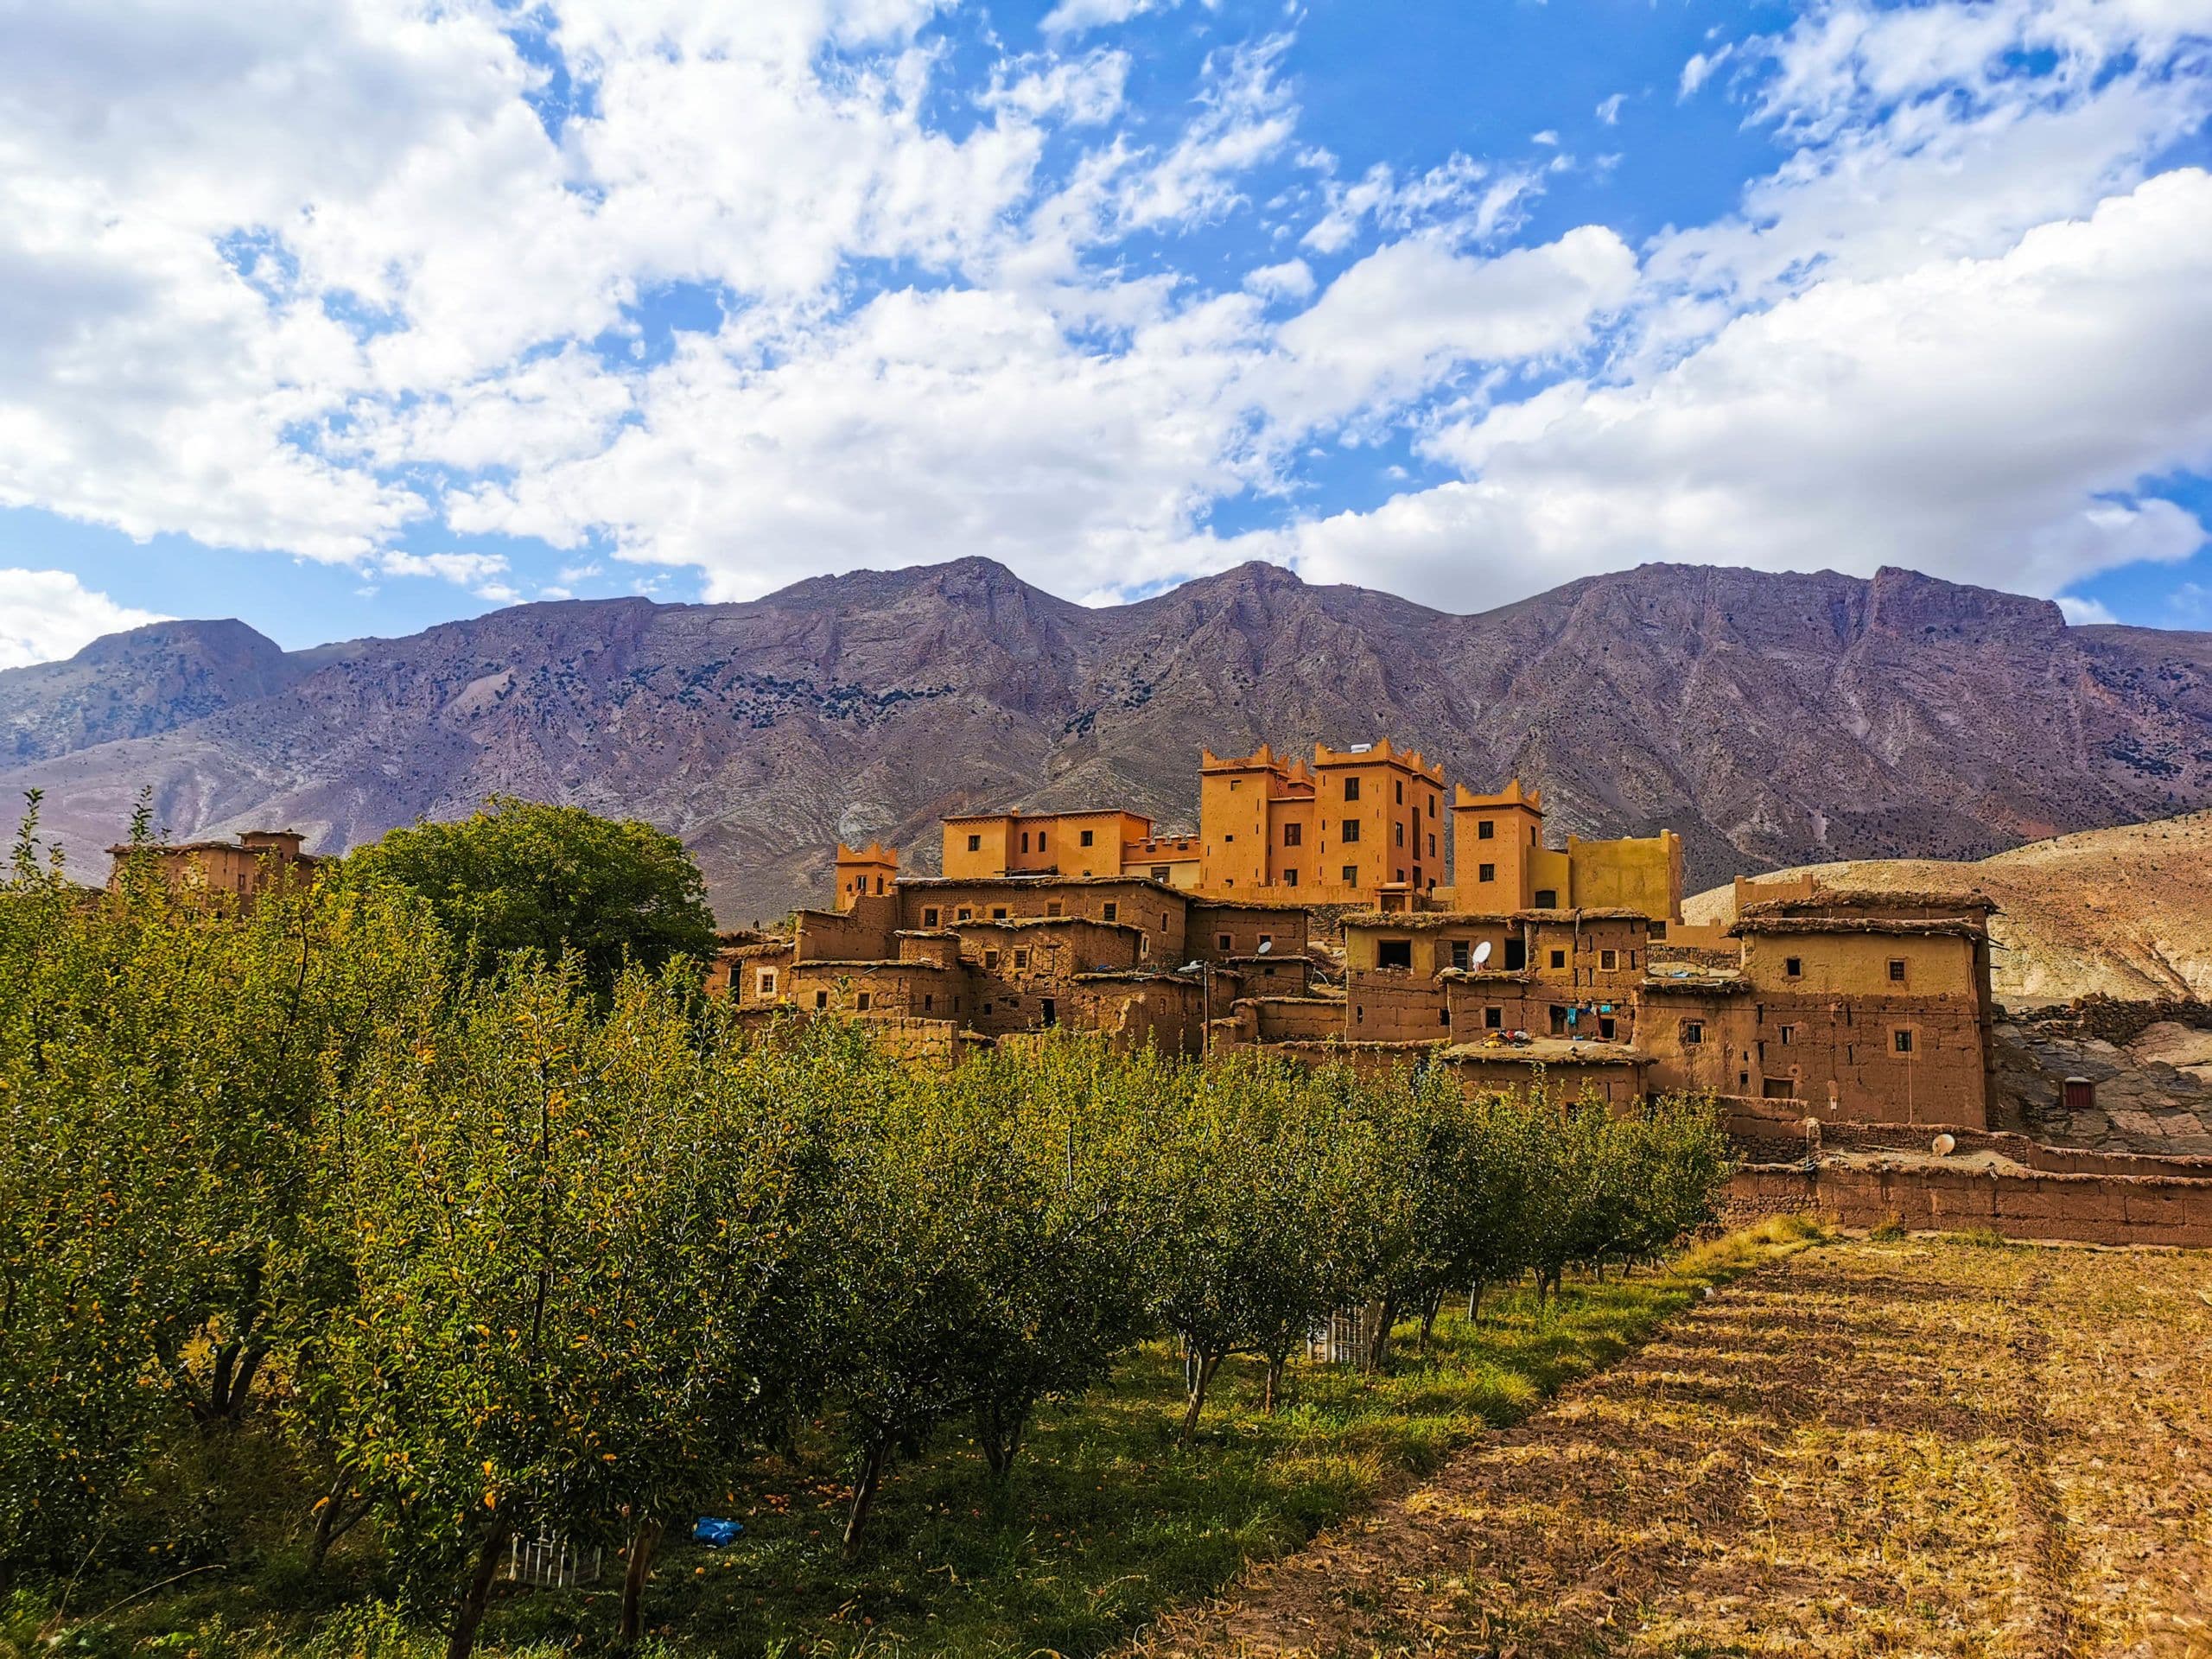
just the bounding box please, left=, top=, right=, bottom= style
left=3, top=558, right=2209, bottom=924
left=1686, top=810, right=2212, bottom=1007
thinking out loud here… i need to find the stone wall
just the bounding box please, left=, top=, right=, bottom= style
left=1726, top=1160, right=2212, bottom=1249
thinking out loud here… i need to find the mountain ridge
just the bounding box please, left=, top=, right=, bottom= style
left=3, top=558, right=2207, bottom=923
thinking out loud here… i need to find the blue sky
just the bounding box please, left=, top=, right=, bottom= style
left=2, top=0, right=2209, bottom=664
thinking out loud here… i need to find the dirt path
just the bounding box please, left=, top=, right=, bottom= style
left=1140, top=1240, right=2212, bottom=1657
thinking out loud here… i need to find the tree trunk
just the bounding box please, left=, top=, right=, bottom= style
left=308, top=1477, right=365, bottom=1575
left=1262, top=1355, right=1285, bottom=1414
left=978, top=1402, right=1028, bottom=1481
left=618, top=1517, right=663, bottom=1648
left=1417, top=1289, right=1443, bottom=1357
left=842, top=1442, right=890, bottom=1560
left=1364, top=1297, right=1397, bottom=1371
left=446, top=1517, right=510, bottom=1659
left=1179, top=1351, right=1222, bottom=1445
left=1466, top=1281, right=1484, bottom=1325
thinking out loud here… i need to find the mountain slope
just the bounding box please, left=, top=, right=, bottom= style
left=3, top=558, right=2208, bottom=922
left=1684, top=810, right=2212, bottom=1006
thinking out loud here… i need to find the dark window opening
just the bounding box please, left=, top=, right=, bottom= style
left=1478, top=819, right=1495, bottom=840
left=1377, top=938, right=1413, bottom=969
left=1681, top=1020, right=1704, bottom=1045
left=1534, top=888, right=1558, bottom=908
left=1344, top=777, right=1360, bottom=801
left=1342, top=820, right=1361, bottom=842
left=967, top=834, right=982, bottom=853
left=1484, top=1006, right=1503, bottom=1029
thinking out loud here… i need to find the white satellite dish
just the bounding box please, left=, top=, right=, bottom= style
left=1256, top=939, right=1272, bottom=954
left=1471, top=940, right=1493, bottom=967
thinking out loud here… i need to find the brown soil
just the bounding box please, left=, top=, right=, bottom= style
left=1139, top=1238, right=2212, bottom=1658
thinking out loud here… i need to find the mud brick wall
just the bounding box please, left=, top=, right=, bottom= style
left=1727, top=1162, right=2212, bottom=1248
left=1344, top=972, right=1453, bottom=1040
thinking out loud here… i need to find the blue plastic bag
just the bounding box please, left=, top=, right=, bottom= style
left=692, top=1517, right=745, bottom=1547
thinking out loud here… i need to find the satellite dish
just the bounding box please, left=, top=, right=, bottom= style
left=1472, top=940, right=1493, bottom=967
left=1256, top=939, right=1272, bottom=954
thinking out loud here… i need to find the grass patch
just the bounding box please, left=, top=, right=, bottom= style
left=8, top=1220, right=1825, bottom=1659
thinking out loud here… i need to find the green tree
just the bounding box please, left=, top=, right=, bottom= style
left=343, top=798, right=716, bottom=995
left=311, top=960, right=801, bottom=1657
left=0, top=795, right=445, bottom=1568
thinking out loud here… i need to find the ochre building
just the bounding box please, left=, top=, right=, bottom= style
left=105, top=829, right=326, bottom=906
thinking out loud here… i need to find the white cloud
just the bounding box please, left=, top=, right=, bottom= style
left=1, top=0, right=2209, bottom=633
left=1276, top=169, right=2212, bottom=608
left=377, top=550, right=518, bottom=601
left=1243, top=257, right=1315, bottom=300
left=1679, top=44, right=1732, bottom=99
left=1038, top=0, right=1189, bottom=38
left=2056, top=594, right=2119, bottom=625
left=0, top=569, right=168, bottom=669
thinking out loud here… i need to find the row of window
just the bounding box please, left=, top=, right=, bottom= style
left=1678, top=1018, right=1916, bottom=1053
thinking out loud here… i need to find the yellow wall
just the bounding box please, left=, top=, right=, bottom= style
left=1741, top=931, right=1980, bottom=999
left=943, top=817, right=1013, bottom=880
left=1565, top=831, right=1682, bottom=920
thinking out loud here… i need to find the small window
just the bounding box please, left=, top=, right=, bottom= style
left=923, top=993, right=933, bottom=1011
left=922, top=906, right=940, bottom=928
left=1344, top=777, right=1361, bottom=801
left=1038, top=832, right=1047, bottom=851
left=1681, top=1020, right=1704, bottom=1046
left=967, top=834, right=982, bottom=853
left=1439, top=1007, right=1450, bottom=1026
left=1648, top=920, right=1668, bottom=941
left=1282, top=823, right=1302, bottom=847
left=1428, top=834, right=1436, bottom=857
left=1257, top=932, right=1272, bottom=949
left=1888, top=958, right=1907, bottom=983
left=992, top=906, right=1008, bottom=920
left=1020, top=831, right=1030, bottom=853
left=1013, top=949, right=1029, bottom=969
left=1080, top=829, right=1095, bottom=847
left=1355, top=1004, right=1364, bottom=1024
left=1103, top=901, right=1118, bottom=922
left=1395, top=823, right=1405, bottom=847
left=1451, top=940, right=1469, bottom=970
left=815, top=990, right=830, bottom=1010
left=1478, top=819, right=1495, bottom=841
left=1478, top=862, right=1496, bottom=882
left=1600, top=949, right=1617, bottom=970
left=1762, top=1077, right=1797, bottom=1101
left=1284, top=868, right=1299, bottom=886
left=1894, top=1028, right=1915, bottom=1053
left=1782, top=956, right=1802, bottom=977
left=1342, top=820, right=1361, bottom=842
left=1041, top=997, right=1057, bottom=1027
left=1151, top=866, right=1170, bottom=880
left=1599, top=1017, right=1615, bottom=1040
left=1534, top=888, right=1557, bottom=908
left=1549, top=950, right=1567, bottom=969
left=1504, top=938, right=1527, bottom=969
left=1779, top=1024, right=1797, bottom=1046
left=856, top=992, right=872, bottom=1012
left=957, top=906, right=973, bottom=922
left=1342, top=865, right=1357, bottom=885
left=1046, top=900, right=1063, bottom=917
left=1395, top=779, right=1404, bottom=804
left=757, top=969, right=778, bottom=995
left=984, top=950, right=1000, bottom=970
left=1484, top=1006, right=1503, bottom=1029
left=1217, top=933, right=1232, bottom=950
left=1376, top=939, right=1413, bottom=969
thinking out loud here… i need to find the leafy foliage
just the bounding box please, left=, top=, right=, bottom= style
left=0, top=797, right=1733, bottom=1656
left=341, top=798, right=716, bottom=995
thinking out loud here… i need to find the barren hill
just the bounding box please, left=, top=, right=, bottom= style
left=4, top=558, right=2210, bottom=923
left=1685, top=811, right=2212, bottom=1006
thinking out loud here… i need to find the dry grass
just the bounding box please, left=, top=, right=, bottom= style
left=1141, top=1234, right=2212, bottom=1658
